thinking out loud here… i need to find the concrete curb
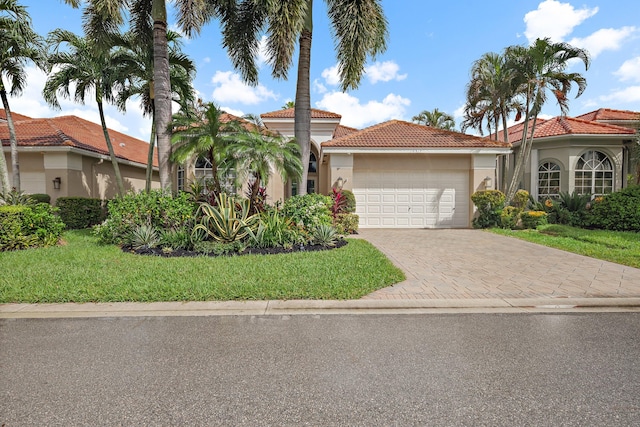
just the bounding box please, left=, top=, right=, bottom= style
left=2, top=298, right=640, bottom=318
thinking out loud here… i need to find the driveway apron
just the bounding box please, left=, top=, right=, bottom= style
left=358, top=229, right=640, bottom=300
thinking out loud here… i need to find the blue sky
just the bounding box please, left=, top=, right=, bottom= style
left=10, top=0, right=640, bottom=141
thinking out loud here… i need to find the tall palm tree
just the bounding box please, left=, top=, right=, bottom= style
left=462, top=52, right=522, bottom=189
left=0, top=0, right=45, bottom=193
left=229, top=0, right=388, bottom=195
left=171, top=102, right=243, bottom=194
left=64, top=0, right=239, bottom=192
left=504, top=38, right=589, bottom=202
left=113, top=29, right=196, bottom=192
left=412, top=108, right=456, bottom=130
left=43, top=29, right=126, bottom=196
left=223, top=129, right=303, bottom=214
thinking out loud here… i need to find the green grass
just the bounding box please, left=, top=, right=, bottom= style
left=0, top=230, right=405, bottom=303
left=490, top=225, right=640, bottom=268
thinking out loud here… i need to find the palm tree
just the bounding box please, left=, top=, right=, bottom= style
left=113, top=29, right=196, bottom=192
left=43, top=29, right=126, bottom=196
left=63, top=0, right=239, bottom=192
left=412, top=108, right=456, bottom=130
left=281, top=101, right=295, bottom=109
left=223, top=129, right=303, bottom=214
left=171, top=102, right=243, bottom=194
left=504, top=38, right=589, bottom=202
left=0, top=0, right=45, bottom=193
left=462, top=52, right=522, bottom=189
left=229, top=0, right=388, bottom=195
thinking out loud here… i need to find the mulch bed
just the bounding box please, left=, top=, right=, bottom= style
left=122, top=238, right=348, bottom=257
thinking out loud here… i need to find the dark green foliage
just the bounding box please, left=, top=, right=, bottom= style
left=192, top=240, right=246, bottom=255
left=159, top=227, right=194, bottom=250
left=588, top=186, right=640, bottom=232
left=471, top=190, right=506, bottom=228
left=557, top=191, right=592, bottom=227
left=340, top=189, right=356, bottom=213
left=520, top=211, right=548, bottom=229
left=56, top=197, right=106, bottom=229
left=0, top=203, right=65, bottom=251
left=500, top=206, right=521, bottom=229
left=93, top=190, right=197, bottom=245
left=29, top=193, right=51, bottom=204
left=249, top=209, right=304, bottom=249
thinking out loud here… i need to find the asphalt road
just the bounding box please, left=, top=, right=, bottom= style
left=1, top=313, right=639, bottom=426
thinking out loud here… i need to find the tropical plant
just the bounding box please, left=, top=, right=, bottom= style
left=43, top=29, right=126, bottom=195
left=412, top=108, right=456, bottom=130
left=127, top=223, right=160, bottom=250
left=520, top=210, right=548, bottom=229
left=248, top=209, right=302, bottom=249
left=112, top=29, right=196, bottom=192
left=229, top=0, right=388, bottom=195
left=281, top=193, right=333, bottom=231
left=0, top=188, right=35, bottom=205
left=171, top=102, right=244, bottom=195
left=588, top=185, right=640, bottom=232
left=0, top=0, right=46, bottom=193
left=470, top=189, right=506, bottom=228
left=311, top=223, right=339, bottom=248
left=223, top=128, right=303, bottom=214
left=193, top=193, right=259, bottom=243
left=334, top=212, right=359, bottom=235
left=0, top=202, right=65, bottom=251
left=504, top=38, right=589, bottom=202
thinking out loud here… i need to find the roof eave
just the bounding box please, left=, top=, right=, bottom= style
left=321, top=147, right=512, bottom=155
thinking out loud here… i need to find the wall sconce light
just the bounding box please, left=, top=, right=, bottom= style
left=53, top=177, right=61, bottom=190
left=336, top=176, right=347, bottom=190
left=484, top=176, right=492, bottom=189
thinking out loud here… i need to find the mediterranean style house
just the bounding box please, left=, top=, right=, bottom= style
left=497, top=108, right=638, bottom=201
left=1, top=110, right=159, bottom=204
left=4, top=106, right=637, bottom=228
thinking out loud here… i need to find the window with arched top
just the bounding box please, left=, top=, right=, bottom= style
left=538, top=161, right=561, bottom=199
left=574, top=151, right=613, bottom=196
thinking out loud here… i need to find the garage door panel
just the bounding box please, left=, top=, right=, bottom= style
left=353, top=169, right=469, bottom=229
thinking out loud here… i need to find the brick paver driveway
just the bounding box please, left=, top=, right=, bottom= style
left=359, top=229, right=640, bottom=300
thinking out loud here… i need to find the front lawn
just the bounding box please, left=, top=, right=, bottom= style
left=490, top=225, right=640, bottom=268
left=0, top=230, right=405, bottom=303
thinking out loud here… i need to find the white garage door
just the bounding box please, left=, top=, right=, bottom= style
left=353, top=170, right=469, bottom=228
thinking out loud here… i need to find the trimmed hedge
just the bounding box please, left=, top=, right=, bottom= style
left=588, top=186, right=640, bottom=232
left=0, top=203, right=65, bottom=251
left=29, top=193, right=51, bottom=204
left=56, top=197, right=106, bottom=229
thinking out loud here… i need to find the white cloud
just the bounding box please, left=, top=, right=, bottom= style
left=524, top=0, right=598, bottom=43
left=221, top=106, right=245, bottom=117
left=614, top=57, right=640, bottom=83
left=211, top=71, right=277, bottom=105
left=569, top=27, right=637, bottom=59
left=365, top=61, right=407, bottom=84
left=321, top=65, right=341, bottom=86
left=203, top=57, right=211, bottom=64
left=257, top=35, right=270, bottom=66
left=600, top=86, right=640, bottom=103
left=313, top=79, right=328, bottom=94
left=316, top=92, right=410, bottom=128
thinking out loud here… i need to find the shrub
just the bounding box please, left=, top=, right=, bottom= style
left=159, top=227, right=194, bottom=250
left=335, top=213, right=360, bottom=234
left=332, top=189, right=356, bottom=213
left=0, top=203, right=65, bottom=251
left=471, top=190, right=506, bottom=228
left=249, top=209, right=303, bottom=249
left=30, top=193, right=51, bottom=204
left=94, top=190, right=197, bottom=245
left=311, top=224, right=339, bottom=247
left=192, top=240, right=246, bottom=255
left=0, top=189, right=35, bottom=206
left=56, top=197, right=105, bottom=229
left=520, top=211, right=548, bottom=229
left=557, top=191, right=592, bottom=227
left=500, top=206, right=521, bottom=229
left=127, top=224, right=160, bottom=250
left=281, top=193, right=333, bottom=231
left=588, top=185, right=640, bottom=231
left=512, top=190, right=529, bottom=209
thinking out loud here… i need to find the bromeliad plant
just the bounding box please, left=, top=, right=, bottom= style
left=193, top=193, right=259, bottom=243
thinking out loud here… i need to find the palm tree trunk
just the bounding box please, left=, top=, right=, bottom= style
left=145, top=119, right=156, bottom=193
left=1, top=88, right=20, bottom=192
left=500, top=111, right=510, bottom=191
left=294, top=0, right=313, bottom=196
left=152, top=0, right=172, bottom=191
left=97, top=100, right=125, bottom=196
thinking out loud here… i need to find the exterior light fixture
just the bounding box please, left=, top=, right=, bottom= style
left=484, top=176, right=492, bottom=189
left=53, top=177, right=61, bottom=190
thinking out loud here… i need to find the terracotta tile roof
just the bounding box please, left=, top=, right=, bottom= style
left=323, top=120, right=510, bottom=149
left=576, top=108, right=639, bottom=122
left=333, top=124, right=359, bottom=139
left=501, top=116, right=635, bottom=142
left=261, top=107, right=342, bottom=119
left=0, top=109, right=33, bottom=122
left=0, top=115, right=156, bottom=167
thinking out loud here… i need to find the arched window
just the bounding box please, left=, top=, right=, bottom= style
left=575, top=151, right=613, bottom=196
left=538, top=162, right=561, bottom=199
